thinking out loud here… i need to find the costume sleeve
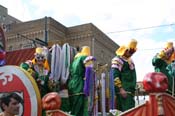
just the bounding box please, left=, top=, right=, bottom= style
left=20, top=62, right=35, bottom=76
left=83, top=56, right=96, bottom=96
left=167, top=61, right=175, bottom=76
left=111, top=57, right=123, bottom=88
left=20, top=62, right=29, bottom=70
left=113, top=69, right=122, bottom=88
left=83, top=56, right=96, bottom=67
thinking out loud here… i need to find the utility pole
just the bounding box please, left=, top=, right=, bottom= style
left=44, top=16, right=48, bottom=43
left=92, top=38, right=95, bottom=56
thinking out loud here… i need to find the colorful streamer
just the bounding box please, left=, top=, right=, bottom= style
left=109, top=69, right=115, bottom=109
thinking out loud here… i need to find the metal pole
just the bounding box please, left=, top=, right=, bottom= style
left=44, top=16, right=48, bottom=43
left=92, top=38, right=95, bottom=56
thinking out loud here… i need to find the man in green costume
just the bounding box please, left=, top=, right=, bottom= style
left=152, top=42, right=175, bottom=95
left=111, top=39, right=137, bottom=112
left=68, top=46, right=95, bottom=116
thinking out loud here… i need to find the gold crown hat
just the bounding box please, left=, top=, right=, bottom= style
left=164, top=42, right=173, bottom=50
left=158, top=42, right=174, bottom=62
left=80, top=46, right=91, bottom=56
left=159, top=42, right=173, bottom=57
left=32, top=47, right=50, bottom=71
left=127, top=39, right=137, bottom=50
left=165, top=42, right=174, bottom=62
left=35, top=47, right=47, bottom=56
left=36, top=47, right=43, bottom=54
left=116, top=39, right=137, bottom=56
left=116, top=45, right=127, bottom=56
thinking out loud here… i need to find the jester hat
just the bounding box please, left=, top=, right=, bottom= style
left=75, top=46, right=91, bottom=58
left=116, top=39, right=137, bottom=56
left=158, top=42, right=175, bottom=62
left=32, top=47, right=50, bottom=71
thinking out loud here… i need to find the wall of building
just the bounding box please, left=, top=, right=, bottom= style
left=5, top=17, right=119, bottom=67
left=47, top=17, right=67, bottom=42
left=0, top=5, right=21, bottom=33
left=66, top=23, right=119, bottom=63
left=90, top=24, right=118, bottom=66
left=0, top=5, right=8, bottom=23
left=5, top=18, right=46, bottom=51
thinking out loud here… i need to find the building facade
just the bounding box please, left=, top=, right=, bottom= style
left=0, top=5, right=21, bottom=32
left=5, top=17, right=119, bottom=66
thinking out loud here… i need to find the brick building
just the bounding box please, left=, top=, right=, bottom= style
left=0, top=5, right=21, bottom=32
left=5, top=17, right=119, bottom=66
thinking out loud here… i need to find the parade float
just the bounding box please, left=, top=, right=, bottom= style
left=1, top=25, right=175, bottom=116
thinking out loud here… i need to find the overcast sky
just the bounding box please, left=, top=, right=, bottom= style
left=1, top=0, right=175, bottom=81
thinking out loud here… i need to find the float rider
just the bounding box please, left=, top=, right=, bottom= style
left=68, top=46, right=96, bottom=116
left=111, top=39, right=137, bottom=112
left=152, top=42, right=175, bottom=95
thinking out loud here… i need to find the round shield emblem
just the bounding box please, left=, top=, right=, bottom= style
left=0, top=65, right=42, bottom=116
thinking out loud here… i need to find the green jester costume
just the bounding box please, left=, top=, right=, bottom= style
left=111, top=39, right=137, bottom=112
left=152, top=42, right=175, bottom=95
left=20, top=47, right=51, bottom=116
left=20, top=47, right=51, bottom=98
left=68, top=46, right=95, bottom=116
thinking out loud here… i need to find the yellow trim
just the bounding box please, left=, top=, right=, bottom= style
left=69, top=92, right=84, bottom=97
left=18, top=67, right=42, bottom=116
left=114, top=77, right=122, bottom=88
left=27, top=68, right=35, bottom=75
left=85, top=61, right=93, bottom=67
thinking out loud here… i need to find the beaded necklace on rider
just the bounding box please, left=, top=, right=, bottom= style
left=60, top=43, right=70, bottom=84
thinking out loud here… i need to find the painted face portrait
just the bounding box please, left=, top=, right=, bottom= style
left=3, top=98, right=20, bottom=115
left=0, top=92, right=23, bottom=116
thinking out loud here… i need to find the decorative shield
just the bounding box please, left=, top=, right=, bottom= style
left=0, top=65, right=42, bottom=116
